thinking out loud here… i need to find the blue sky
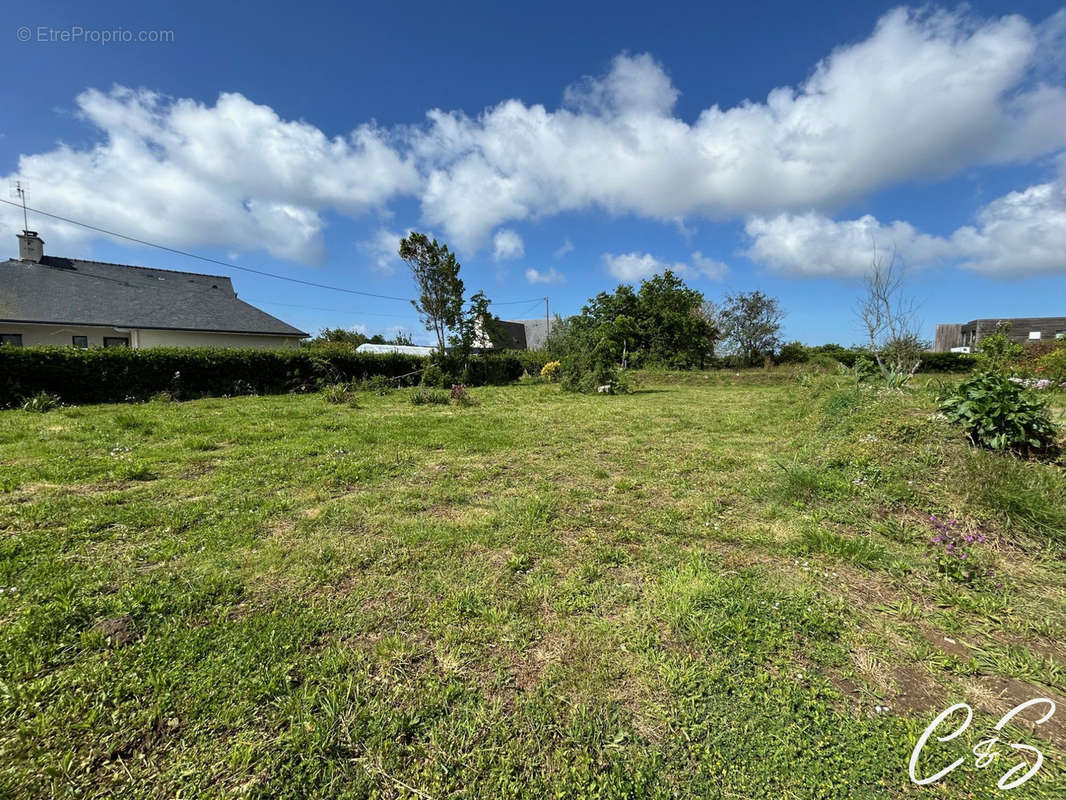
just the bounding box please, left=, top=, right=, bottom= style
left=2, top=1, right=1065, bottom=344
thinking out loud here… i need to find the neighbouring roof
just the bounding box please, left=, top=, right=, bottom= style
left=493, top=320, right=528, bottom=349
left=511, top=318, right=550, bottom=349
left=0, top=256, right=307, bottom=336
left=355, top=343, right=437, bottom=356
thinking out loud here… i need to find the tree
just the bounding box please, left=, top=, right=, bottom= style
left=719, top=291, right=784, bottom=367
left=569, top=270, right=716, bottom=369
left=636, top=271, right=718, bottom=368
left=392, top=330, right=415, bottom=346
left=399, top=232, right=464, bottom=352
left=451, top=290, right=502, bottom=359
left=310, top=327, right=368, bottom=347
left=856, top=246, right=923, bottom=384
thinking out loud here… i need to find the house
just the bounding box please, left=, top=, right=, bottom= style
left=934, top=317, right=1066, bottom=353
left=1, top=231, right=307, bottom=349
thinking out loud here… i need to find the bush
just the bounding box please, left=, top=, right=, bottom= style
left=449, top=383, right=477, bottom=406
left=1035, top=344, right=1066, bottom=385
left=777, top=341, right=808, bottom=364
left=0, top=347, right=542, bottom=406
left=540, top=360, right=561, bottom=382
left=939, top=372, right=1058, bottom=455
left=974, top=324, right=1024, bottom=374
left=422, top=363, right=446, bottom=388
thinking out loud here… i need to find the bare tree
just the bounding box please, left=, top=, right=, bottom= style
left=857, top=245, right=923, bottom=383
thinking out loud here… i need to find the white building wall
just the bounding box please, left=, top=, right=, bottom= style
left=0, top=322, right=301, bottom=349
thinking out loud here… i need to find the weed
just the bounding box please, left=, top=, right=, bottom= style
left=797, top=527, right=887, bottom=568
left=409, top=387, right=450, bottom=405
left=20, top=391, right=61, bottom=412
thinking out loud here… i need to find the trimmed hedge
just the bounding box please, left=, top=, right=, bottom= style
left=0, top=346, right=546, bottom=406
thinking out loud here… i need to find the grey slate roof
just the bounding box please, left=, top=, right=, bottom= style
left=511, top=318, right=550, bottom=349
left=0, top=256, right=307, bottom=336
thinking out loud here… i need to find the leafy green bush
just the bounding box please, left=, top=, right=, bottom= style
left=974, top=323, right=1024, bottom=374
left=776, top=341, right=808, bottom=364
left=1036, top=345, right=1066, bottom=384
left=422, top=363, right=446, bottom=388
left=939, top=372, right=1058, bottom=455
left=0, top=347, right=541, bottom=406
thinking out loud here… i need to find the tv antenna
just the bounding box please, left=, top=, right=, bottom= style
left=9, top=181, right=29, bottom=231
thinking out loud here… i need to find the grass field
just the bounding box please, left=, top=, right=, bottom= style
left=2, top=372, right=1065, bottom=798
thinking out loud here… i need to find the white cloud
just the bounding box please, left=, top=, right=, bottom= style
left=359, top=228, right=406, bottom=273
left=491, top=228, right=524, bottom=261
left=553, top=237, right=574, bottom=258
left=5, top=7, right=1065, bottom=264
left=744, top=213, right=954, bottom=276
left=603, top=250, right=726, bottom=282
left=690, top=251, right=729, bottom=281
left=745, top=167, right=1066, bottom=276
left=3, top=87, right=419, bottom=263
left=413, top=8, right=1066, bottom=248
left=525, top=267, right=566, bottom=284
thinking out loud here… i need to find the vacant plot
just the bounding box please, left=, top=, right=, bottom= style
left=1, top=374, right=1064, bottom=798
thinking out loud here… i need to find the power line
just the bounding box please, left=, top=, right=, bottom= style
left=0, top=198, right=413, bottom=302
left=252, top=300, right=416, bottom=319
left=0, top=198, right=547, bottom=307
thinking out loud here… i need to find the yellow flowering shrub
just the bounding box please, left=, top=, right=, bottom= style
left=540, top=361, right=561, bottom=382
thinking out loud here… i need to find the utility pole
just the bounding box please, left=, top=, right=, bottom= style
left=545, top=296, right=550, bottom=341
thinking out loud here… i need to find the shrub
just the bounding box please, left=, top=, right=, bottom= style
left=1036, top=345, right=1066, bottom=385
left=939, top=372, right=1058, bottom=455
left=422, top=363, right=446, bottom=388
left=974, top=323, right=1024, bottom=374
left=850, top=355, right=879, bottom=383
left=449, top=383, right=477, bottom=406
left=540, top=361, right=561, bottom=381
left=410, top=387, right=449, bottom=405
left=777, top=341, right=808, bottom=364
left=20, top=391, right=61, bottom=412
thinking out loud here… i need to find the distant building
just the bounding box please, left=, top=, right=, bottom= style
left=1, top=231, right=306, bottom=349
left=472, top=318, right=550, bottom=351
left=355, top=343, right=437, bottom=357
left=934, top=317, right=1066, bottom=352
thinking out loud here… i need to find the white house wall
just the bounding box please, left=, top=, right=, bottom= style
left=0, top=322, right=300, bottom=349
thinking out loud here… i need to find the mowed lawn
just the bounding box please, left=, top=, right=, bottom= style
left=2, top=374, right=1065, bottom=798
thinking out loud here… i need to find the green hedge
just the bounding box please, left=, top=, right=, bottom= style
left=775, top=345, right=974, bottom=373
left=0, top=346, right=545, bottom=406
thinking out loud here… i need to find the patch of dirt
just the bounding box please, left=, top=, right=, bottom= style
left=966, top=676, right=1066, bottom=746
left=887, top=665, right=946, bottom=714
left=918, top=625, right=975, bottom=661
left=90, top=615, right=139, bottom=647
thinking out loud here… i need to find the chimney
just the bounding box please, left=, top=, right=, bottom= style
left=17, top=230, right=44, bottom=262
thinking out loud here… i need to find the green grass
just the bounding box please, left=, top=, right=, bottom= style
left=1, top=374, right=1065, bottom=798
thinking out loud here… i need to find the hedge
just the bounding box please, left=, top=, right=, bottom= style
left=0, top=346, right=548, bottom=406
